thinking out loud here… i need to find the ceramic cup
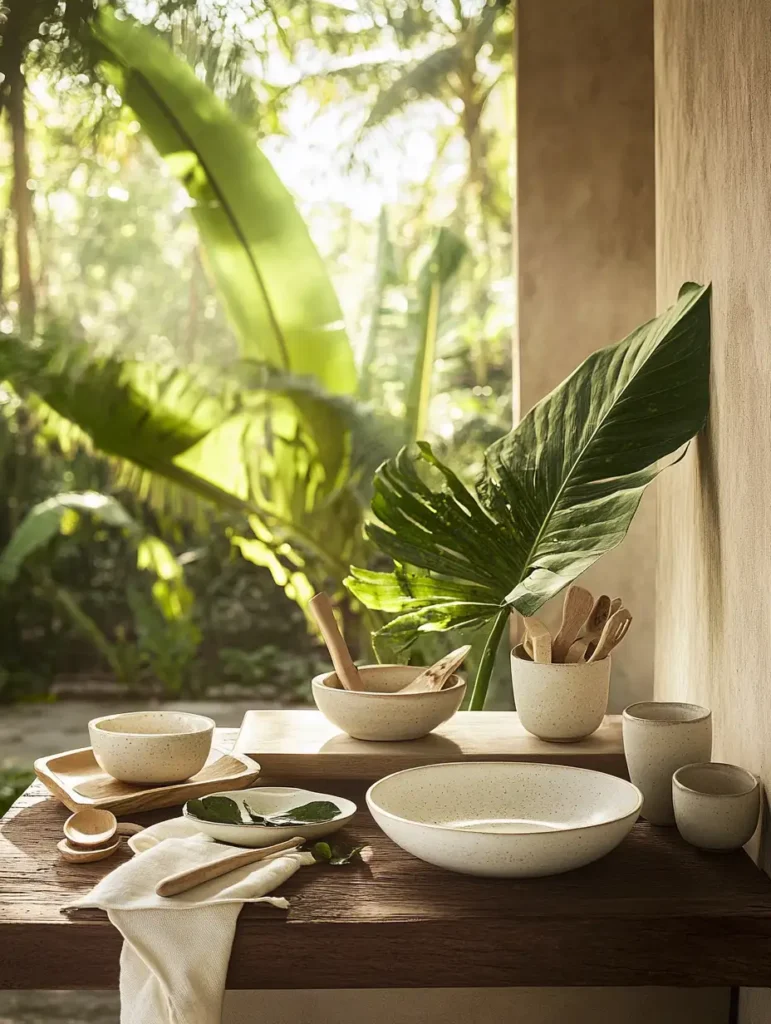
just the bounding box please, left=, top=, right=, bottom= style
left=89, top=711, right=214, bottom=784
left=510, top=644, right=610, bottom=742
left=622, top=702, right=712, bottom=825
left=673, top=762, right=760, bottom=851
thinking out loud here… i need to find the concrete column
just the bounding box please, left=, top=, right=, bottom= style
left=515, top=0, right=656, bottom=710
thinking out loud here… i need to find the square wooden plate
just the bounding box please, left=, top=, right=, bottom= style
left=33, top=746, right=261, bottom=814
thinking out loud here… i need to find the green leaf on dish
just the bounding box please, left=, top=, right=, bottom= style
left=244, top=799, right=342, bottom=827
left=186, top=795, right=243, bottom=825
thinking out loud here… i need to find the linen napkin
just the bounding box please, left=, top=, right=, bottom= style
left=64, top=818, right=315, bottom=1024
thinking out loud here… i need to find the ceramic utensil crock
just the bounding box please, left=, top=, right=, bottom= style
left=510, top=644, right=610, bottom=742
left=89, top=711, right=215, bottom=785
left=312, top=665, right=465, bottom=741
left=622, top=702, right=712, bottom=825
left=673, top=762, right=760, bottom=851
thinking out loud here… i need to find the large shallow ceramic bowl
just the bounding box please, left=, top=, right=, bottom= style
left=367, top=761, right=642, bottom=877
left=184, top=786, right=357, bottom=847
left=89, top=710, right=214, bottom=784
left=312, top=665, right=465, bottom=741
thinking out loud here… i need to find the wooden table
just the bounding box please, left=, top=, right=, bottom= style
left=3, top=722, right=771, bottom=989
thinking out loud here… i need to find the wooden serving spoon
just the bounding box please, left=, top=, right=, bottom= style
left=582, top=594, right=611, bottom=642
left=552, top=585, right=594, bottom=662
left=588, top=608, right=632, bottom=661
left=156, top=836, right=305, bottom=898
left=64, top=808, right=144, bottom=850
left=309, top=592, right=364, bottom=691
left=522, top=616, right=552, bottom=664
left=399, top=645, right=471, bottom=693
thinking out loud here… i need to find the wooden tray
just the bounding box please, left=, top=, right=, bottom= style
left=233, top=710, right=625, bottom=781
left=34, top=746, right=261, bottom=814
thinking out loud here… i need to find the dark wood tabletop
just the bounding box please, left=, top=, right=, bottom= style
left=3, top=731, right=771, bottom=989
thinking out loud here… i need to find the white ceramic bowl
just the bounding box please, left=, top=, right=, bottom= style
left=673, top=762, right=760, bottom=851
left=511, top=645, right=610, bottom=742
left=312, top=665, right=465, bottom=741
left=89, top=711, right=214, bottom=784
left=184, top=786, right=357, bottom=847
left=367, top=761, right=642, bottom=877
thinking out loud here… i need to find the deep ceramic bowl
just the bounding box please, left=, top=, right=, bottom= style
left=673, top=762, right=760, bottom=851
left=89, top=711, right=214, bottom=785
left=184, top=786, right=357, bottom=847
left=312, top=665, right=465, bottom=741
left=367, top=761, right=642, bottom=877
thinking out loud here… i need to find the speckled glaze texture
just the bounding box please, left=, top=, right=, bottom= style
left=312, top=665, right=465, bottom=741
left=184, top=786, right=357, bottom=847
left=510, top=645, right=610, bottom=742
left=673, top=762, right=760, bottom=851
left=89, top=711, right=214, bottom=785
left=367, top=761, right=642, bottom=877
left=622, top=702, right=712, bottom=825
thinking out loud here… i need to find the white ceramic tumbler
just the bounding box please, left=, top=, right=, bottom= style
left=673, top=762, right=760, bottom=851
left=622, top=701, right=712, bottom=825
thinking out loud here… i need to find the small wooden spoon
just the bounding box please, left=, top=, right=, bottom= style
left=399, top=645, right=472, bottom=693
left=552, top=585, right=594, bottom=662
left=522, top=616, right=552, bottom=664
left=57, top=836, right=121, bottom=864
left=64, top=808, right=144, bottom=849
left=309, top=593, right=364, bottom=691
left=582, top=594, right=611, bottom=642
left=588, top=608, right=632, bottom=661
left=156, top=836, right=304, bottom=898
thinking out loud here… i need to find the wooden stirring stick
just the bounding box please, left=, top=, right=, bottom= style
left=552, top=585, right=594, bottom=662
left=309, top=593, right=365, bottom=691
left=156, top=836, right=305, bottom=898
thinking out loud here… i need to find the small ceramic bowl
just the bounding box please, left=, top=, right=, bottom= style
left=312, top=665, right=465, bottom=742
left=184, top=786, right=357, bottom=847
left=367, top=761, right=642, bottom=877
left=511, top=644, right=610, bottom=742
left=673, top=762, right=760, bottom=851
left=89, top=711, right=214, bottom=785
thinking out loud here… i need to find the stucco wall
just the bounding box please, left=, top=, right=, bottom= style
left=516, top=0, right=656, bottom=711
left=654, top=0, right=771, bottom=1019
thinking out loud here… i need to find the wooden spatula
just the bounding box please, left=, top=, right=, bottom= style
left=399, top=645, right=471, bottom=693
left=156, top=836, right=305, bottom=898
left=552, top=585, right=594, bottom=662
left=588, top=608, right=632, bottom=661
left=309, top=593, right=364, bottom=691
left=522, top=616, right=552, bottom=664
left=582, top=594, right=611, bottom=641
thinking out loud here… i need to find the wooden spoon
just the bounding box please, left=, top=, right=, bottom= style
left=309, top=593, right=364, bottom=691
left=552, top=585, right=594, bottom=662
left=522, top=616, right=552, bottom=664
left=399, top=645, right=472, bottom=693
left=609, top=597, right=623, bottom=615
left=64, top=808, right=144, bottom=850
left=564, top=637, right=591, bottom=663
left=57, top=836, right=121, bottom=864
left=588, top=608, right=632, bottom=661
left=156, top=836, right=305, bottom=898
left=582, top=594, right=611, bottom=641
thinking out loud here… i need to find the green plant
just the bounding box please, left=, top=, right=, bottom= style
left=127, top=586, right=202, bottom=695
left=0, top=766, right=34, bottom=816
left=347, top=283, right=712, bottom=709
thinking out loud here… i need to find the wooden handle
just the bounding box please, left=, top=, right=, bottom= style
left=309, top=593, right=364, bottom=691
left=156, top=836, right=304, bottom=898
left=116, top=823, right=144, bottom=836
left=522, top=616, right=552, bottom=664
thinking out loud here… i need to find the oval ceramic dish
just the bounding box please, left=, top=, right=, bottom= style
left=183, top=786, right=357, bottom=847
left=367, top=761, right=642, bottom=877
left=312, top=665, right=465, bottom=741
left=89, top=711, right=214, bottom=785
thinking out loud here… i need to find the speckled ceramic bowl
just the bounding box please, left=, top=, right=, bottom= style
left=673, top=762, right=760, bottom=851
left=184, top=786, right=357, bottom=847
left=511, top=645, right=610, bottom=742
left=367, top=761, right=642, bottom=877
left=312, top=665, right=465, bottom=741
left=89, top=711, right=214, bottom=784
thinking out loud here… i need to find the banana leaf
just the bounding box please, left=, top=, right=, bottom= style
left=347, top=282, right=711, bottom=707
left=92, top=8, right=357, bottom=395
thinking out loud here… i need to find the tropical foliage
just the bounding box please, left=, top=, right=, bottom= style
left=347, top=283, right=712, bottom=708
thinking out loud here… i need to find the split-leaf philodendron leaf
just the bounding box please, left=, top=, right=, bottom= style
left=346, top=282, right=711, bottom=709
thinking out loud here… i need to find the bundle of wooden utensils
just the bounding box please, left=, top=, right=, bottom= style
left=521, top=586, right=632, bottom=665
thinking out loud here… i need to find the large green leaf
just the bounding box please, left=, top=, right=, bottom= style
left=92, top=8, right=357, bottom=395
left=347, top=282, right=711, bottom=704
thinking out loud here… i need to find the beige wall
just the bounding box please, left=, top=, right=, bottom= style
left=516, top=0, right=656, bottom=711
left=654, top=0, right=771, bottom=1019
